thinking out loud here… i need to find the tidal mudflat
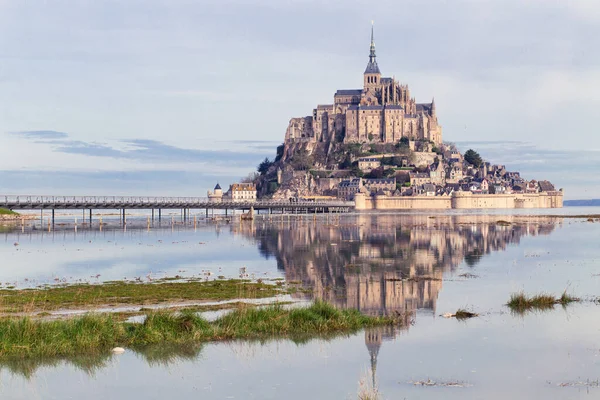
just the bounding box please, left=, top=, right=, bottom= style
left=0, top=211, right=599, bottom=399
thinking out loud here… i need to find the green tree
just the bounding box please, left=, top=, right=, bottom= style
left=339, top=154, right=352, bottom=169
left=257, top=157, right=273, bottom=175
left=351, top=165, right=364, bottom=178
left=464, top=149, right=483, bottom=167
left=397, top=137, right=410, bottom=148
left=391, top=156, right=404, bottom=167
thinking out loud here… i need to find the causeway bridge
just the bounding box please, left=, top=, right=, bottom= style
left=0, top=195, right=354, bottom=222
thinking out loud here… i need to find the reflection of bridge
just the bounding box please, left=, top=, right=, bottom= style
left=0, top=195, right=354, bottom=221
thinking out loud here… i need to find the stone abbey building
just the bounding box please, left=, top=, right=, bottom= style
left=285, top=26, right=442, bottom=146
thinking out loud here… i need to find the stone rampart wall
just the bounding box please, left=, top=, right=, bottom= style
left=355, top=191, right=563, bottom=210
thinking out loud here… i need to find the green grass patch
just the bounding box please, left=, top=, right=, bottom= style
left=0, top=280, right=288, bottom=313
left=0, top=208, right=18, bottom=216
left=0, top=301, right=402, bottom=359
left=507, top=291, right=580, bottom=314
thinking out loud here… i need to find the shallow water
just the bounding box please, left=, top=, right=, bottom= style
left=1, top=210, right=600, bottom=399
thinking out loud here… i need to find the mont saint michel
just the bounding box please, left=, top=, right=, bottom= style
left=285, top=25, right=442, bottom=147
left=252, top=26, right=563, bottom=210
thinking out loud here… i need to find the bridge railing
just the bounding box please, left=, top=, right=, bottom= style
left=0, top=195, right=354, bottom=208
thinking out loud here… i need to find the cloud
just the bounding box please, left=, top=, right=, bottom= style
left=12, top=130, right=69, bottom=139
left=13, top=132, right=272, bottom=166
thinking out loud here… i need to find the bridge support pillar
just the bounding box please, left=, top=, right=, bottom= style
left=152, top=209, right=154, bottom=221
left=159, top=209, right=162, bottom=222
left=122, top=209, right=126, bottom=225
left=89, top=209, right=92, bottom=226
left=52, top=209, right=55, bottom=225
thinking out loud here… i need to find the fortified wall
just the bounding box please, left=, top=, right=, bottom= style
left=355, top=191, right=564, bottom=210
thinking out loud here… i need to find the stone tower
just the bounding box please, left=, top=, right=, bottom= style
left=363, top=22, right=381, bottom=99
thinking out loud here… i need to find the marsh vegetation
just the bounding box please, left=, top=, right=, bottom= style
left=0, top=279, right=288, bottom=314
left=0, top=301, right=403, bottom=358
left=506, top=291, right=580, bottom=314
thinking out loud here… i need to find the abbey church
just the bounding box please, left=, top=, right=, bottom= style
left=285, top=26, right=442, bottom=146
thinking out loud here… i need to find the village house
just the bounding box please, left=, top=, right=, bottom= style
left=445, top=165, right=464, bottom=184
left=429, top=162, right=445, bottom=185
left=338, top=178, right=363, bottom=200
left=409, top=172, right=431, bottom=186
left=422, top=183, right=436, bottom=196
left=358, top=157, right=381, bottom=172
left=363, top=178, right=396, bottom=194
left=480, top=179, right=489, bottom=194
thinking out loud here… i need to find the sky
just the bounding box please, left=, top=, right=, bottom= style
left=0, top=0, right=599, bottom=199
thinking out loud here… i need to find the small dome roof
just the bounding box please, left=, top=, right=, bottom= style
left=214, top=183, right=222, bottom=190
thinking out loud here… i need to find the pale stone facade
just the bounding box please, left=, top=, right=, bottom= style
left=226, top=183, right=257, bottom=202
left=354, top=190, right=564, bottom=210
left=358, top=157, right=381, bottom=172
left=284, top=26, right=442, bottom=147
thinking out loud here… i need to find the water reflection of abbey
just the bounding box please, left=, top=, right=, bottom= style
left=236, top=214, right=557, bottom=319
left=235, top=214, right=557, bottom=387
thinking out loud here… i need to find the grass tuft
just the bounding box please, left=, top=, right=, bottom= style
left=558, top=291, right=579, bottom=306
left=507, top=291, right=580, bottom=314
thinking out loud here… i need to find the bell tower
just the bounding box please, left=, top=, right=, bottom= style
left=363, top=22, right=381, bottom=91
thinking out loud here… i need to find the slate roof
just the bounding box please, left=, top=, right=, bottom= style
left=364, top=61, right=381, bottom=74
left=416, top=103, right=433, bottom=112
left=538, top=180, right=556, bottom=191
left=335, top=89, right=362, bottom=96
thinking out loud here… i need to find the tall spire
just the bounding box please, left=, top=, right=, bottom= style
left=364, top=21, right=380, bottom=74
left=369, top=21, right=376, bottom=62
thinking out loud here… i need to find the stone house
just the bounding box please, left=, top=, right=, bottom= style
left=429, top=162, right=445, bottom=185
left=480, top=179, right=489, bottom=194
left=423, top=183, right=436, bottom=196
left=445, top=165, right=464, bottom=184
left=338, top=178, right=363, bottom=200
left=358, top=157, right=381, bottom=172
left=363, top=178, right=396, bottom=194
left=409, top=172, right=431, bottom=186
left=226, top=183, right=257, bottom=202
